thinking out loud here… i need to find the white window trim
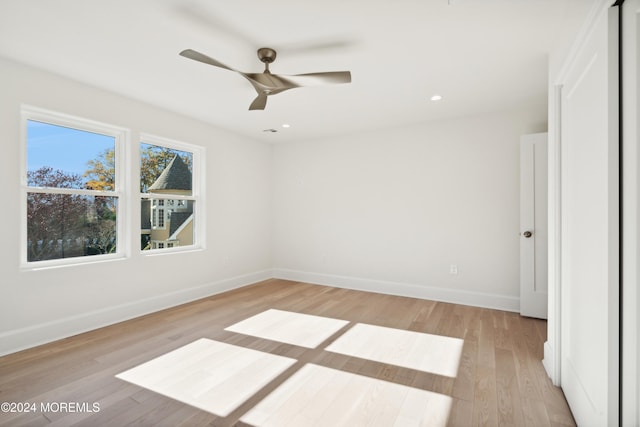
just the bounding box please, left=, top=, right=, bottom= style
left=139, top=133, right=205, bottom=255
left=20, top=105, right=130, bottom=270
left=151, top=200, right=167, bottom=230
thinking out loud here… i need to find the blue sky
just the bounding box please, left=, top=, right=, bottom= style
left=28, top=120, right=194, bottom=188
left=27, top=120, right=114, bottom=183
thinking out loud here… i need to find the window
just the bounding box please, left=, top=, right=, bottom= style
left=22, top=106, right=127, bottom=267
left=139, top=134, right=202, bottom=252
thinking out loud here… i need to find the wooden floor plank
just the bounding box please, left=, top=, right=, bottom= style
left=447, top=398, right=473, bottom=427
left=472, top=365, right=498, bottom=427
left=495, top=348, right=524, bottom=427
left=451, top=340, right=477, bottom=401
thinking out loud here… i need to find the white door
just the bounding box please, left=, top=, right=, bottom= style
left=520, top=133, right=548, bottom=319
left=560, top=5, right=619, bottom=427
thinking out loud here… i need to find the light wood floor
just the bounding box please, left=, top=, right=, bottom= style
left=0, top=279, right=575, bottom=426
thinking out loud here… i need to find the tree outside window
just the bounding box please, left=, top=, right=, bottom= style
left=24, top=114, right=124, bottom=264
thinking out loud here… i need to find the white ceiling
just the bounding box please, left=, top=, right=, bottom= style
left=0, top=0, right=593, bottom=143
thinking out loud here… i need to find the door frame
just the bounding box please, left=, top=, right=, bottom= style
left=620, top=0, right=639, bottom=425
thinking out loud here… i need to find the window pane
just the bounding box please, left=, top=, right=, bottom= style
left=27, top=194, right=118, bottom=261
left=27, top=120, right=115, bottom=190
left=140, top=143, right=193, bottom=195
left=141, top=199, right=194, bottom=251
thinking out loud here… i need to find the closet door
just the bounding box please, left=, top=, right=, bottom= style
left=560, top=5, right=619, bottom=427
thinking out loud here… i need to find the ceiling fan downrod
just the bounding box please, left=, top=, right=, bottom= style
left=257, top=47, right=276, bottom=74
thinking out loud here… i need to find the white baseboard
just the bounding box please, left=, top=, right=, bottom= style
left=0, top=269, right=273, bottom=357
left=1, top=268, right=521, bottom=357
left=542, top=340, right=559, bottom=385
left=273, top=268, right=520, bottom=312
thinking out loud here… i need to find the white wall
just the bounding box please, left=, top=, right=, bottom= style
left=273, top=109, right=546, bottom=310
left=0, top=57, right=273, bottom=356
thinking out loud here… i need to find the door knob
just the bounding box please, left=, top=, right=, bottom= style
left=523, top=231, right=532, bottom=238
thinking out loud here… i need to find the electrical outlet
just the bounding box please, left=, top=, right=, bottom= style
left=449, top=264, right=458, bottom=275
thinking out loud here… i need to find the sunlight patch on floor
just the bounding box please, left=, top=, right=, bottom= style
left=224, top=309, right=350, bottom=348
left=241, top=363, right=452, bottom=427
left=325, top=323, right=464, bottom=377
left=115, top=338, right=296, bottom=417
left=116, top=311, right=463, bottom=423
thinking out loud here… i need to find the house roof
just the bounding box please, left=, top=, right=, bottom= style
left=169, top=211, right=193, bottom=239
left=148, top=155, right=192, bottom=192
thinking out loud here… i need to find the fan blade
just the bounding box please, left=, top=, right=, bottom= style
left=249, top=93, right=268, bottom=110
left=175, top=4, right=354, bottom=56
left=179, top=49, right=236, bottom=72
left=243, top=71, right=351, bottom=91
left=279, top=39, right=356, bottom=55
left=176, top=4, right=260, bottom=48
left=280, top=71, right=352, bottom=87
left=244, top=73, right=296, bottom=90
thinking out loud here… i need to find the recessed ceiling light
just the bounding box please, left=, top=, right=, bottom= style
left=282, top=124, right=291, bottom=128
left=430, top=94, right=443, bottom=101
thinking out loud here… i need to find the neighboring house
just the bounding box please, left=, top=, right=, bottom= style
left=141, top=155, right=193, bottom=250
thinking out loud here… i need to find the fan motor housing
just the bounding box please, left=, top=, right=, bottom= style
left=257, top=47, right=277, bottom=64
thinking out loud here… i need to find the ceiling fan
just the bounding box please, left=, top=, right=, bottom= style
left=179, top=47, right=352, bottom=110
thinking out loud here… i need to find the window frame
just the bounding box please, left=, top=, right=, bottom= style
left=20, top=105, right=130, bottom=269
left=139, top=133, right=204, bottom=255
